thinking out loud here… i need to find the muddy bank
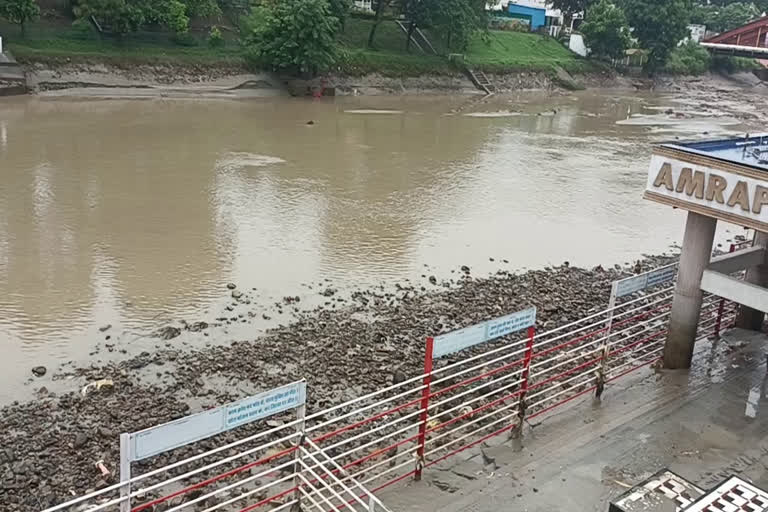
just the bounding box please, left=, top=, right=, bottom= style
left=18, top=60, right=633, bottom=97
left=0, top=255, right=684, bottom=511
left=14, top=59, right=768, bottom=98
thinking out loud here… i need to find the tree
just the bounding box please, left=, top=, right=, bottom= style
left=432, top=0, right=487, bottom=51
left=551, top=0, right=592, bottom=18
left=0, top=0, right=40, bottom=36
left=367, top=0, right=391, bottom=48
left=328, top=0, right=350, bottom=31
left=691, top=2, right=760, bottom=32
left=245, top=0, right=338, bottom=76
left=580, top=0, right=630, bottom=59
left=713, top=2, right=760, bottom=31
left=622, top=0, right=691, bottom=72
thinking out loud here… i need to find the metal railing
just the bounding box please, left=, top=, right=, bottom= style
left=40, top=266, right=743, bottom=512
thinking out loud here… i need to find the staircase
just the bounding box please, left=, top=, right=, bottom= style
left=467, top=68, right=495, bottom=95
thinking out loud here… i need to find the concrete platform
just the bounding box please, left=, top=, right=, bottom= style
left=379, top=329, right=768, bottom=512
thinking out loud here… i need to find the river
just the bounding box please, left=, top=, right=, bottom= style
left=0, top=88, right=753, bottom=402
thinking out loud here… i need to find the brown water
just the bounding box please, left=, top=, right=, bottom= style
left=0, top=91, right=749, bottom=400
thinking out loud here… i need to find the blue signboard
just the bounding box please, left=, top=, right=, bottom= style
left=614, top=264, right=678, bottom=298
left=128, top=381, right=306, bottom=461
left=433, top=307, right=536, bottom=358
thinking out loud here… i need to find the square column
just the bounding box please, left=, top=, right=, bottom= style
left=664, top=212, right=717, bottom=369
left=736, top=231, right=768, bottom=330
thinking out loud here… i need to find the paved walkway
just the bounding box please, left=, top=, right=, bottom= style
left=378, top=328, right=768, bottom=511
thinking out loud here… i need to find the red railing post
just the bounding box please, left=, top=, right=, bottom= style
left=511, top=326, right=536, bottom=444
left=414, top=337, right=434, bottom=482
left=714, top=243, right=736, bottom=338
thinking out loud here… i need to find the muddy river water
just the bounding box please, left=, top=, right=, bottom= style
left=0, top=89, right=754, bottom=401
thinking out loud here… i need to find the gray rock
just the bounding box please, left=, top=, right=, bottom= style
left=226, top=283, right=237, bottom=290
left=232, top=290, right=244, bottom=299
left=31, top=366, right=46, bottom=377
left=156, top=326, right=181, bottom=340
left=73, top=433, right=88, bottom=449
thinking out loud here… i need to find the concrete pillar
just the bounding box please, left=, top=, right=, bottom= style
left=736, top=231, right=768, bottom=331
left=664, top=212, right=717, bottom=369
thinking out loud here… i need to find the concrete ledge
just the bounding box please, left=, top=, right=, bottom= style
left=701, top=269, right=768, bottom=312
left=707, top=246, right=765, bottom=275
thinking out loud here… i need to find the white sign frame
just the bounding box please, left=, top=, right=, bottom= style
left=118, top=380, right=306, bottom=512
left=644, top=152, right=768, bottom=232
left=433, top=307, right=537, bottom=358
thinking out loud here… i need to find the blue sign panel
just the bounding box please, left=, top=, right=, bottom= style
left=614, top=264, right=678, bottom=298
left=129, top=381, right=306, bottom=461
left=433, top=307, right=536, bottom=358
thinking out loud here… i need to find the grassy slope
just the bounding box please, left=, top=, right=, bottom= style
left=337, top=18, right=454, bottom=76
left=4, top=18, right=587, bottom=76
left=466, top=31, right=591, bottom=74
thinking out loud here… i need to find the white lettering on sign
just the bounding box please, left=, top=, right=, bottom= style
left=433, top=307, right=536, bottom=358
left=614, top=264, right=678, bottom=298
left=645, top=154, right=768, bottom=226
left=128, top=381, right=306, bottom=461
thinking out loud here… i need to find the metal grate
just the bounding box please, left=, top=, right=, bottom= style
left=685, top=476, right=768, bottom=512
left=610, top=470, right=704, bottom=512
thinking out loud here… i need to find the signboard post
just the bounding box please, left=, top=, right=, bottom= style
left=119, top=433, right=131, bottom=512
left=119, top=380, right=307, bottom=506
left=415, top=307, right=536, bottom=479
left=597, top=264, right=679, bottom=397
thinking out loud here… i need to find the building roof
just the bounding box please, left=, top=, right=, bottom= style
left=660, top=134, right=768, bottom=172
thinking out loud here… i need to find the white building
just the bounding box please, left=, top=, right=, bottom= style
left=353, top=0, right=373, bottom=12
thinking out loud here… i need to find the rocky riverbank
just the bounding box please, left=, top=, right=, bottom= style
left=7, top=58, right=767, bottom=99
left=0, top=254, right=685, bottom=511
left=14, top=60, right=635, bottom=97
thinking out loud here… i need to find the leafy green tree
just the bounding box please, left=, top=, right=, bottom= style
left=0, top=0, right=40, bottom=36
left=328, top=0, right=350, bottom=31
left=580, top=0, right=630, bottom=59
left=432, top=0, right=487, bottom=51
left=367, top=0, right=392, bottom=48
left=245, top=0, right=338, bottom=76
left=551, top=0, right=592, bottom=18
left=712, top=2, right=760, bottom=31
left=622, top=0, right=691, bottom=72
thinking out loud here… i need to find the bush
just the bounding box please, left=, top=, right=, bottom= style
left=662, top=41, right=711, bottom=75
left=207, top=25, right=224, bottom=47
left=712, top=55, right=760, bottom=74
left=244, top=0, right=339, bottom=76
left=580, top=0, right=630, bottom=60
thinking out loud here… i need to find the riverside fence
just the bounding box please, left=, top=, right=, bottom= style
left=40, top=261, right=745, bottom=512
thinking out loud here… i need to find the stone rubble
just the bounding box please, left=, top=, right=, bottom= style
left=0, top=255, right=680, bottom=511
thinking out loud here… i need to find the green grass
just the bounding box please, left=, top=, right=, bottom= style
left=337, top=19, right=454, bottom=76
left=1, top=20, right=243, bottom=66
left=465, top=31, right=591, bottom=74
left=2, top=17, right=590, bottom=77
left=8, top=38, right=241, bottom=65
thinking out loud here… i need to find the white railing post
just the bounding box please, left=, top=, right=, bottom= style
left=596, top=282, right=618, bottom=399
left=119, top=433, right=131, bottom=512
left=293, top=401, right=307, bottom=507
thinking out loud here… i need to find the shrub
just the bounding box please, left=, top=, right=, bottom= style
left=662, top=41, right=711, bottom=75
left=207, top=25, right=224, bottom=47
